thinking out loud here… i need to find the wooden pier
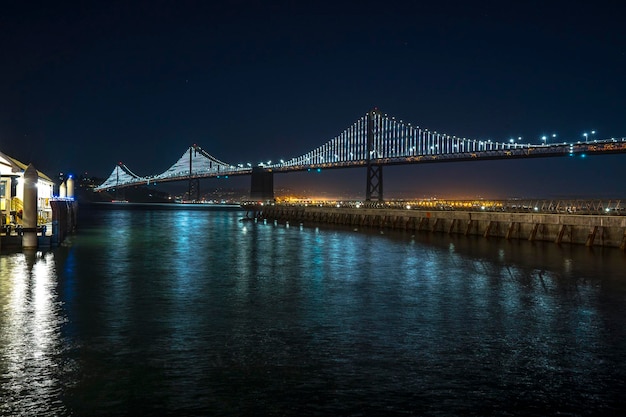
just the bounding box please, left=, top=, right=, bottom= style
left=0, top=199, right=77, bottom=251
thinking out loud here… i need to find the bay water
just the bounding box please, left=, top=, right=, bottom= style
left=1, top=204, right=625, bottom=416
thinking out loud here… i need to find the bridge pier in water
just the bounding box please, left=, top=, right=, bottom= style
left=365, top=108, right=384, bottom=202
left=366, top=164, right=383, bottom=202
left=250, top=167, right=274, bottom=201
left=188, top=178, right=200, bottom=201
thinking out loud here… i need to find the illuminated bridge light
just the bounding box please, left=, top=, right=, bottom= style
left=94, top=111, right=626, bottom=192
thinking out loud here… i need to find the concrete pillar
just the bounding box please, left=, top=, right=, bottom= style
left=50, top=199, right=66, bottom=246
left=250, top=167, right=274, bottom=201
left=59, top=182, right=67, bottom=198
left=66, top=176, right=74, bottom=199
left=22, top=163, right=38, bottom=249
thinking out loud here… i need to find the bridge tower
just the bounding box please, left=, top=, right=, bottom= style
left=187, top=147, right=201, bottom=201
left=366, top=108, right=383, bottom=202
left=114, top=164, right=126, bottom=201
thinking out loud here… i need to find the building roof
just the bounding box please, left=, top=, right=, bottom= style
left=0, top=151, right=55, bottom=183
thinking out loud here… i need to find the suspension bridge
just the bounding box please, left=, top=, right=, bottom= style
left=95, top=109, right=626, bottom=201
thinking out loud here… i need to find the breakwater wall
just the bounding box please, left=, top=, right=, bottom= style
left=257, top=205, right=626, bottom=249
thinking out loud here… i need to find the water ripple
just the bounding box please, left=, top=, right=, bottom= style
left=1, top=207, right=625, bottom=416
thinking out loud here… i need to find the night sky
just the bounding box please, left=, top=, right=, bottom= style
left=2, top=0, right=625, bottom=199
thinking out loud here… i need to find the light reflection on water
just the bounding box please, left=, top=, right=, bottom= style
left=0, top=251, right=67, bottom=417
left=1, top=205, right=626, bottom=416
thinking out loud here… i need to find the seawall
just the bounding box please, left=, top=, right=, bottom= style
left=256, top=205, right=626, bottom=249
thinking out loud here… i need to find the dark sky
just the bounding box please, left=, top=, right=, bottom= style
left=2, top=0, right=625, bottom=198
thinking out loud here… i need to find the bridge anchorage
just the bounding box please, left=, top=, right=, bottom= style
left=95, top=109, right=626, bottom=201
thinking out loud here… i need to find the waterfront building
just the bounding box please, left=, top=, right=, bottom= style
left=0, top=151, right=55, bottom=228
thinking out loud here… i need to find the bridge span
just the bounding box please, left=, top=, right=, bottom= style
left=95, top=109, right=626, bottom=201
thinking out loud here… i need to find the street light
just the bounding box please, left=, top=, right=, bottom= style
left=541, top=135, right=547, bottom=145
left=583, top=132, right=588, bottom=142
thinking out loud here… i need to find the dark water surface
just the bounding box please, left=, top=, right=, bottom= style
left=1, top=205, right=625, bottom=416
